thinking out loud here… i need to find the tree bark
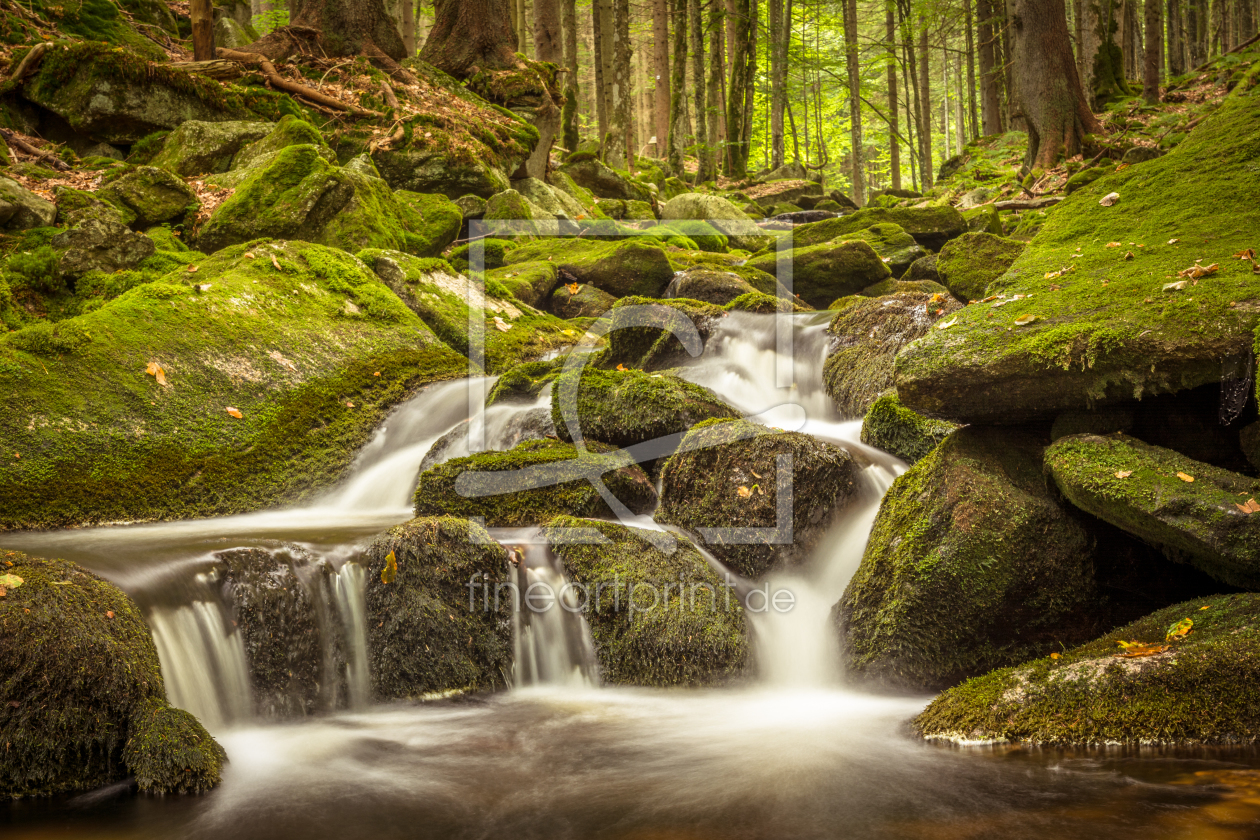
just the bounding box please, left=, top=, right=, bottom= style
left=1166, top=0, right=1184, bottom=74
left=593, top=0, right=611, bottom=142
left=605, top=0, right=631, bottom=169
left=708, top=0, right=726, bottom=168
left=887, top=1, right=901, bottom=188
left=689, top=0, right=710, bottom=181
left=769, top=0, right=785, bottom=169
left=725, top=0, right=754, bottom=178
left=421, top=0, right=516, bottom=74
left=534, top=0, right=562, bottom=63
left=1010, top=0, right=1103, bottom=169
left=561, top=0, right=580, bottom=150
left=652, top=0, right=670, bottom=155
left=668, top=0, right=687, bottom=173
left=965, top=0, right=979, bottom=139
left=1143, top=0, right=1161, bottom=102
left=955, top=50, right=967, bottom=151
left=918, top=14, right=932, bottom=188
left=844, top=0, right=864, bottom=203
left=192, top=0, right=214, bottom=61
left=978, top=0, right=1004, bottom=133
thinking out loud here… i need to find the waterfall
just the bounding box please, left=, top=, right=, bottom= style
left=333, top=562, right=371, bottom=708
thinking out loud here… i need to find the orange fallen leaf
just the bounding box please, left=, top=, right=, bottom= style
left=1050, top=652, right=1060, bottom=660
left=271, top=255, right=282, bottom=270
left=1115, top=470, right=1132, bottom=478
left=1200, top=605, right=1211, bottom=610
left=187, top=264, right=199, bottom=273
left=373, top=371, right=381, bottom=377
left=1166, top=617, right=1193, bottom=641
left=1106, top=242, right=1122, bottom=248
left=225, top=407, right=243, bottom=419
left=145, top=361, right=169, bottom=387
left=12, top=453, right=18, bottom=459
left=1232, top=248, right=1255, bottom=260
left=1177, top=262, right=1219, bottom=279
left=1235, top=498, right=1260, bottom=514
left=566, top=283, right=579, bottom=295
left=737, top=486, right=753, bottom=498
left=1176, top=472, right=1195, bottom=482
left=346, top=401, right=355, bottom=408
left=105, top=611, right=114, bottom=619
left=244, top=252, right=255, bottom=259
left=1114, top=640, right=1170, bottom=658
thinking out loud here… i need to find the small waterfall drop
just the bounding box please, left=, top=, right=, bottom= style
left=333, top=562, right=371, bottom=708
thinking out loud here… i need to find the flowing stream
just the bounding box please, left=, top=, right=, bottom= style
left=5, top=313, right=1259, bottom=839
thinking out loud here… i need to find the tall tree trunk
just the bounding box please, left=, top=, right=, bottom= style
left=652, top=0, right=670, bottom=155
left=561, top=0, right=580, bottom=150
left=605, top=0, right=631, bottom=169
left=918, top=15, right=933, bottom=188
left=1143, top=0, right=1161, bottom=102
left=978, top=0, right=1004, bottom=134
left=1010, top=0, right=1103, bottom=169
left=534, top=0, right=561, bottom=62
left=668, top=0, right=688, bottom=173
left=1166, top=0, right=1183, bottom=74
left=844, top=0, right=864, bottom=202
left=887, top=1, right=901, bottom=188
left=955, top=50, right=967, bottom=150
left=400, top=0, right=415, bottom=54
left=769, top=0, right=786, bottom=169
left=707, top=0, right=726, bottom=170
left=725, top=0, right=754, bottom=178
left=192, top=0, right=213, bottom=61
left=965, top=0, right=979, bottom=139
left=421, top=0, right=516, bottom=74
left=594, top=0, right=613, bottom=144
left=690, top=0, right=711, bottom=181
left=900, top=0, right=922, bottom=188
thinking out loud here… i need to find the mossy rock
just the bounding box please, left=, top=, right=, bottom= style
left=792, top=205, right=967, bottom=251
left=392, top=191, right=463, bottom=257
left=558, top=157, right=651, bottom=202
left=488, top=260, right=560, bottom=307
left=659, top=219, right=729, bottom=253
left=413, top=438, right=657, bottom=526
left=657, top=418, right=860, bottom=579
left=454, top=194, right=487, bottom=220
left=485, top=358, right=564, bottom=407
left=844, top=222, right=931, bottom=278
left=664, top=266, right=760, bottom=305
left=746, top=239, right=890, bottom=309
left=150, top=119, right=274, bottom=177
left=823, top=292, right=962, bottom=418
left=725, top=290, right=812, bottom=314
left=505, top=238, right=675, bottom=298
left=1046, top=434, right=1260, bottom=587
left=1064, top=165, right=1108, bottom=195
left=360, top=517, right=512, bottom=699
left=860, top=390, right=959, bottom=464
left=1049, top=407, right=1135, bottom=440
left=1242, top=421, right=1260, bottom=472
left=0, top=240, right=466, bottom=530
left=0, top=176, right=58, bottom=231
left=0, top=552, right=225, bottom=797
left=97, top=165, right=200, bottom=229
left=364, top=250, right=574, bottom=374
left=914, top=592, right=1260, bottom=745
left=837, top=427, right=1102, bottom=692
left=895, top=90, right=1260, bottom=425
left=903, top=254, right=941, bottom=283
left=962, top=204, right=1004, bottom=235
left=546, top=516, right=748, bottom=687
left=601, top=295, right=725, bottom=370
left=549, top=281, right=616, bottom=318
left=659, top=193, right=772, bottom=251
left=935, top=232, right=1027, bottom=302
left=484, top=188, right=551, bottom=236
left=859, top=278, right=950, bottom=297
left=51, top=213, right=156, bottom=281
left=449, top=238, right=512, bottom=274
left=513, top=177, right=586, bottom=220
left=767, top=202, right=805, bottom=217
left=551, top=366, right=738, bottom=451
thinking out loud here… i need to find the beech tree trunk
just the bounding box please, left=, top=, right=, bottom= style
left=652, top=0, right=670, bottom=154
left=561, top=0, right=580, bottom=150
left=593, top=0, right=610, bottom=142
left=887, top=1, right=901, bottom=188
left=844, top=0, right=864, bottom=203
left=918, top=15, right=932, bottom=188
left=667, top=0, right=687, bottom=173
left=1143, top=0, right=1161, bottom=102
left=769, top=0, right=786, bottom=169
left=965, top=0, right=979, bottom=139
left=1167, top=0, right=1185, bottom=75
left=1010, top=0, right=1103, bottom=169
left=725, top=0, right=754, bottom=178
left=534, top=0, right=562, bottom=63
left=421, top=0, right=516, bottom=74
left=605, top=0, right=631, bottom=169
left=192, top=0, right=214, bottom=61
left=690, top=0, right=711, bottom=181
left=707, top=0, right=726, bottom=169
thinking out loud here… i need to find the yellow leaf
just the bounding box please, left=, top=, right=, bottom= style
left=1050, top=652, right=1060, bottom=660
left=1233, top=248, right=1255, bottom=260
left=1114, top=640, right=1170, bottom=658
left=737, top=486, right=752, bottom=498
left=1115, top=470, right=1132, bottom=478
left=1176, top=472, right=1195, bottom=482
left=346, top=401, right=355, bottom=408
left=1124, top=251, right=1135, bottom=261
left=0, top=573, right=23, bottom=592
left=271, top=255, right=282, bottom=270
left=1177, top=262, right=1219, bottom=279
left=381, top=550, right=397, bottom=584
left=1163, top=280, right=1189, bottom=292
left=1166, top=617, right=1193, bottom=641
left=373, top=371, right=380, bottom=377
left=145, top=361, right=169, bottom=387
left=1200, top=605, right=1211, bottom=610
left=616, top=363, right=628, bottom=371
left=936, top=316, right=958, bottom=330
left=225, top=406, right=243, bottom=419
left=187, top=264, right=199, bottom=273
left=1106, top=242, right=1122, bottom=248
left=1013, top=314, right=1037, bottom=326
left=244, top=252, right=255, bottom=259
left=566, top=283, right=580, bottom=295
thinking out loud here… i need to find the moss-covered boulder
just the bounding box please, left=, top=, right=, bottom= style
left=150, top=119, right=274, bottom=176
left=0, top=177, right=57, bottom=231
left=914, top=592, right=1260, bottom=745
left=0, top=241, right=466, bottom=530
left=357, top=517, right=512, bottom=699
left=860, top=391, right=959, bottom=464
left=551, top=367, right=738, bottom=450
left=490, top=260, right=560, bottom=307
left=845, top=222, right=931, bottom=278
left=792, top=205, right=967, bottom=251
left=0, top=552, right=226, bottom=797
left=935, top=232, right=1027, bottom=302
left=962, top=204, right=1004, bottom=235
left=858, top=278, right=950, bottom=297
left=1064, top=165, right=1108, bottom=195
left=664, top=265, right=787, bottom=306
left=449, top=238, right=511, bottom=273
left=51, top=212, right=156, bottom=281
left=823, top=291, right=961, bottom=418
left=365, top=250, right=573, bottom=373
left=601, top=295, right=725, bottom=370
left=505, top=238, right=675, bottom=298
left=904, top=253, right=940, bottom=283
left=514, top=176, right=586, bottom=220
left=558, top=157, right=651, bottom=202
left=485, top=358, right=563, bottom=407
left=227, top=116, right=335, bottom=172
left=549, top=280, right=616, bottom=318
left=657, top=418, right=859, bottom=579
left=659, top=193, right=770, bottom=251
left=484, top=188, right=551, bottom=235
left=838, top=428, right=1103, bottom=691
left=895, top=91, right=1260, bottom=425
left=1046, top=434, right=1260, bottom=587
left=98, top=166, right=200, bottom=229
left=747, top=239, right=890, bottom=309
left=546, top=516, right=748, bottom=686
left=414, top=438, right=657, bottom=525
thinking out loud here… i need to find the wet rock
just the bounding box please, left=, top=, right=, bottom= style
left=0, top=176, right=56, bottom=230
left=455, top=194, right=487, bottom=220
left=414, top=438, right=658, bottom=525
left=665, top=265, right=787, bottom=306
left=858, top=278, right=950, bottom=297
left=418, top=407, right=556, bottom=475
left=914, top=592, right=1260, bottom=745
left=860, top=391, right=959, bottom=464
left=1050, top=407, right=1135, bottom=440
left=150, top=119, right=274, bottom=177
left=600, top=296, right=725, bottom=370
left=0, top=552, right=225, bottom=797
left=657, top=418, right=860, bottom=579
left=504, top=238, right=675, bottom=298
left=660, top=193, right=771, bottom=251
left=838, top=427, right=1103, bottom=691
left=1046, top=434, right=1260, bottom=587
left=550, top=281, right=616, bottom=318
left=485, top=358, right=563, bottom=407
left=98, top=166, right=200, bottom=229
left=747, top=239, right=890, bottom=309
left=547, top=516, right=749, bottom=686
left=559, top=157, right=651, bottom=201
left=935, top=232, right=1026, bottom=302
left=361, top=517, right=513, bottom=699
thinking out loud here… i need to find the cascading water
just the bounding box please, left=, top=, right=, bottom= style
left=333, top=562, right=371, bottom=708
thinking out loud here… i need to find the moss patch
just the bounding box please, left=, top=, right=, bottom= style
left=860, top=391, right=959, bottom=464
left=935, top=232, right=1027, bottom=303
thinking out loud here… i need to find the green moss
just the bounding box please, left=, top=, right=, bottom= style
left=505, top=237, right=675, bottom=298
left=601, top=295, right=725, bottom=370
left=449, top=238, right=512, bottom=273
left=915, top=592, right=1260, bottom=745
left=725, top=291, right=811, bottom=314
left=935, top=232, right=1026, bottom=302
left=413, top=438, right=657, bottom=525
left=25, top=2, right=166, bottom=60
left=485, top=358, right=564, bottom=407
left=792, top=205, right=967, bottom=251
left=746, top=239, right=890, bottom=309
left=545, top=516, right=747, bottom=686
left=860, top=391, right=959, bottom=464
left=0, top=552, right=224, bottom=796
left=486, top=260, right=560, bottom=308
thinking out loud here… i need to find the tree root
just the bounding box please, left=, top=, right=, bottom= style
left=0, top=128, right=72, bottom=172
left=216, top=47, right=382, bottom=117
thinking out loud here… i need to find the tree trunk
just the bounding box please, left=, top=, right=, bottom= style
left=1010, top=0, right=1103, bottom=169
left=955, top=51, right=967, bottom=151
left=1166, top=0, right=1184, bottom=74
left=399, top=0, right=415, bottom=55
left=668, top=0, right=687, bottom=173
left=192, top=0, right=214, bottom=61
left=918, top=15, right=932, bottom=188
left=594, top=0, right=611, bottom=143
left=652, top=0, right=670, bottom=155
left=844, top=0, right=864, bottom=203
left=725, top=0, right=754, bottom=178
left=978, top=0, right=1004, bottom=133
left=561, top=0, right=580, bottom=150
left=534, top=0, right=561, bottom=62
left=605, top=0, right=631, bottom=169
left=689, top=0, right=710, bottom=181
left=965, top=0, right=979, bottom=139
left=707, top=0, right=726, bottom=171
left=769, top=0, right=785, bottom=169
left=1143, top=0, right=1161, bottom=102
left=887, top=1, right=901, bottom=188
left=421, top=0, right=515, bottom=74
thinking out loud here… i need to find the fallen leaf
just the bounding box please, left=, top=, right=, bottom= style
left=936, top=317, right=958, bottom=330
left=346, top=401, right=355, bottom=408
left=1050, top=652, right=1061, bottom=660
left=1114, top=640, right=1170, bottom=658
left=105, top=610, right=114, bottom=619
left=196, top=283, right=212, bottom=292
left=1014, top=314, right=1037, bottom=326
left=0, top=574, right=23, bottom=594
left=12, top=453, right=18, bottom=459
left=1115, top=470, right=1133, bottom=478
left=1167, top=238, right=1180, bottom=245
left=1100, top=192, right=1120, bottom=207
left=225, top=406, right=243, bottom=419
left=373, top=371, right=381, bottom=377
left=187, top=264, right=199, bottom=273
left=145, top=361, right=169, bottom=387
left=381, top=550, right=397, bottom=584
left=616, top=363, right=628, bottom=371
left=1124, top=251, right=1135, bottom=261
left=1166, top=617, right=1193, bottom=641
left=737, top=486, right=752, bottom=499
left=1106, top=242, right=1123, bottom=248
left=1163, top=280, right=1189, bottom=291
left=244, top=252, right=255, bottom=259
left=271, top=255, right=282, bottom=270
left=1176, top=472, right=1195, bottom=482
left=1236, top=498, right=1260, bottom=514
left=493, top=316, right=511, bottom=333
left=566, top=282, right=579, bottom=295
left=1233, top=248, right=1255, bottom=260
left=1177, top=262, right=1219, bottom=279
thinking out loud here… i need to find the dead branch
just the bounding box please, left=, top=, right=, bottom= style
left=380, top=80, right=400, bottom=110
left=169, top=59, right=244, bottom=81
left=992, top=196, right=1064, bottom=211
left=8, top=41, right=50, bottom=82
left=217, top=47, right=382, bottom=117
left=0, top=128, right=72, bottom=172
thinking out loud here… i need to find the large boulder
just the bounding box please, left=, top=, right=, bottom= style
left=822, top=292, right=961, bottom=418
left=97, top=166, right=200, bottom=229
left=838, top=427, right=1104, bottom=691
left=504, top=238, right=675, bottom=298
left=792, top=206, right=967, bottom=251
left=935, top=231, right=1026, bottom=302
left=558, top=156, right=651, bottom=202
left=600, top=296, right=726, bottom=371
left=914, top=593, right=1260, bottom=745
left=364, top=250, right=574, bottom=373
left=660, top=193, right=770, bottom=251
left=664, top=265, right=787, bottom=306
left=895, top=91, right=1260, bottom=425
left=860, top=391, right=959, bottom=464
left=551, top=367, right=739, bottom=451
left=746, top=239, right=889, bottom=309
left=150, top=120, right=274, bottom=177
left=359, top=517, right=512, bottom=699
left=514, top=176, right=586, bottom=220
left=1046, top=434, right=1260, bottom=588
left=0, top=241, right=466, bottom=530
left=0, top=552, right=226, bottom=797
left=546, top=516, right=749, bottom=686
left=657, top=418, right=860, bottom=579
left=226, top=116, right=335, bottom=173
left=413, top=438, right=658, bottom=525
left=489, top=261, right=560, bottom=308
left=51, top=213, right=155, bottom=280
left=549, top=281, right=616, bottom=318
left=0, top=177, right=56, bottom=231
left=846, top=222, right=931, bottom=278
